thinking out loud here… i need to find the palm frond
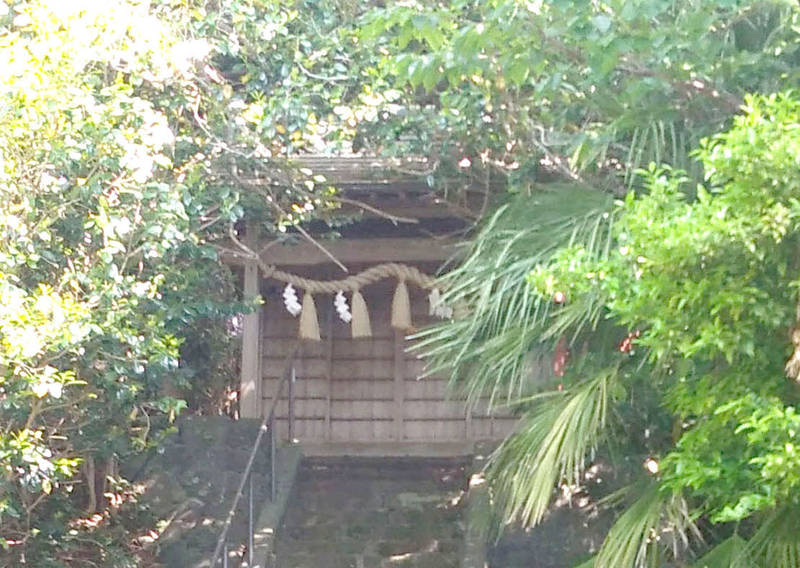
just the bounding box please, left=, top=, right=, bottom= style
left=745, top=506, right=800, bottom=568
left=619, top=119, right=692, bottom=188
left=591, top=483, right=700, bottom=568
left=487, top=367, right=618, bottom=526
left=411, top=184, right=615, bottom=407
left=693, top=534, right=754, bottom=568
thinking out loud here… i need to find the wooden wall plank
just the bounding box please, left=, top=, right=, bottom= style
left=331, top=400, right=394, bottom=419
left=404, top=378, right=454, bottom=400
left=405, top=357, right=427, bottom=380
left=373, top=420, right=394, bottom=440
left=263, top=357, right=327, bottom=379
left=296, top=378, right=328, bottom=398
left=262, top=337, right=326, bottom=357
left=324, top=299, right=333, bottom=441
left=402, top=420, right=463, bottom=441
left=272, top=398, right=326, bottom=419
left=330, top=420, right=350, bottom=441
left=329, top=379, right=392, bottom=399
left=404, top=400, right=466, bottom=420
left=301, top=419, right=326, bottom=439
left=331, top=359, right=394, bottom=380
left=333, top=339, right=394, bottom=359
left=393, top=330, right=405, bottom=441
left=261, top=378, right=328, bottom=399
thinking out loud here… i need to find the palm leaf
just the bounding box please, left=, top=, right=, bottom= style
left=411, top=184, right=615, bottom=407
left=591, top=483, right=700, bottom=568
left=487, top=367, right=618, bottom=527
left=745, top=506, right=800, bottom=568
left=693, top=534, right=754, bottom=568
left=619, top=119, right=691, bottom=187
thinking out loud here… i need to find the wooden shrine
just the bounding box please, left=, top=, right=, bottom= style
left=231, top=157, right=516, bottom=453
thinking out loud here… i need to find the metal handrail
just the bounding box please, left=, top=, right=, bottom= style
left=209, top=342, right=300, bottom=567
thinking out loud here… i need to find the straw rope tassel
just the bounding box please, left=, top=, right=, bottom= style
left=299, top=292, right=321, bottom=341
left=391, top=279, right=412, bottom=330
left=351, top=290, right=372, bottom=338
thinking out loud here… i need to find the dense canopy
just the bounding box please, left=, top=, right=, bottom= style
left=1, top=0, right=799, bottom=566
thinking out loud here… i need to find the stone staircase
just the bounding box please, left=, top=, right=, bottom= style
left=131, top=420, right=605, bottom=568
left=274, top=457, right=470, bottom=568
left=133, top=416, right=272, bottom=568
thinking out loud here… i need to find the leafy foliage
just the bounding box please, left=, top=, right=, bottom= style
left=361, top=4, right=800, bottom=564
left=0, top=0, right=340, bottom=564
left=415, top=184, right=614, bottom=402
left=3, top=0, right=800, bottom=565
left=489, top=368, right=620, bottom=526
left=589, top=483, right=699, bottom=568
left=421, top=93, right=800, bottom=566
left=352, top=0, right=800, bottom=190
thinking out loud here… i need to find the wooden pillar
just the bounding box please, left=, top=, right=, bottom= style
left=393, top=330, right=406, bottom=441
left=240, top=260, right=262, bottom=418
left=324, top=301, right=334, bottom=440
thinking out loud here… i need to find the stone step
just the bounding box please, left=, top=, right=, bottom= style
left=134, top=417, right=282, bottom=568
left=177, top=415, right=265, bottom=448
left=298, top=456, right=471, bottom=482
left=275, top=457, right=467, bottom=568
left=163, top=442, right=273, bottom=472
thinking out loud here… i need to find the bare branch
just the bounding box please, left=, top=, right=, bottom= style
left=335, top=196, right=420, bottom=225
left=227, top=221, right=348, bottom=274
left=292, top=221, right=348, bottom=273
left=227, top=225, right=259, bottom=260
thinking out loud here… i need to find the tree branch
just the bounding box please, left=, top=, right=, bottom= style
left=335, top=196, right=420, bottom=225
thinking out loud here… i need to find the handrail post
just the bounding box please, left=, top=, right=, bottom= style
left=248, top=473, right=254, bottom=566
left=288, top=366, right=296, bottom=442
left=270, top=413, right=276, bottom=503
left=208, top=345, right=298, bottom=568
left=223, top=543, right=228, bottom=568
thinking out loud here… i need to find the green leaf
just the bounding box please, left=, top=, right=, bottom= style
left=593, top=14, right=612, bottom=34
